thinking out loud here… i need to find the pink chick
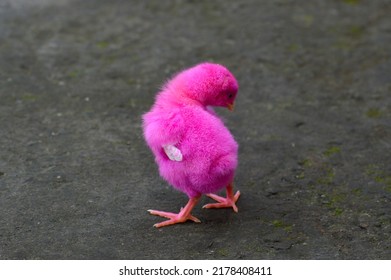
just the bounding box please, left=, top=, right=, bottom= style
left=142, top=62, right=240, bottom=228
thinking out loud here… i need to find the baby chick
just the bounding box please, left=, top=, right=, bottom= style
left=142, top=62, right=240, bottom=228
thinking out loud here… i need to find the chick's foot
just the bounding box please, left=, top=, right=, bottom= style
left=148, top=197, right=201, bottom=228
left=203, top=184, right=240, bottom=212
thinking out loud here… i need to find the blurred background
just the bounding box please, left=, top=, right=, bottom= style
left=0, top=0, right=390, bottom=259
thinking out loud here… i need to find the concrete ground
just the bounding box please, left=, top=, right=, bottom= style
left=0, top=0, right=390, bottom=259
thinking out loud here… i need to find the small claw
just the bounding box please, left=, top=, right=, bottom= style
left=232, top=203, right=238, bottom=213
left=234, top=190, right=241, bottom=200
left=187, top=214, right=201, bottom=223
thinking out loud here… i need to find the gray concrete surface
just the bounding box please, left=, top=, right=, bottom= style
left=0, top=0, right=390, bottom=259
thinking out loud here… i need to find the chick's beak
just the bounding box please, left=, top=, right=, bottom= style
left=227, top=103, right=234, bottom=111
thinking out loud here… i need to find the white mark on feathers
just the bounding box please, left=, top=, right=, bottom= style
left=163, top=145, right=183, bottom=161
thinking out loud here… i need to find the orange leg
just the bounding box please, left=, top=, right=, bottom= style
left=203, top=183, right=240, bottom=212
left=148, top=197, right=201, bottom=228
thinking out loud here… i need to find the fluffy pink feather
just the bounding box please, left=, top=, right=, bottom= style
left=142, top=62, right=240, bottom=228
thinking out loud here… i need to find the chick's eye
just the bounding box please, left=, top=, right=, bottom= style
left=228, top=93, right=233, bottom=99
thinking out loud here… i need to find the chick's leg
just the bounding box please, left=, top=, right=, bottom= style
left=148, top=196, right=201, bottom=228
left=203, top=183, right=240, bottom=212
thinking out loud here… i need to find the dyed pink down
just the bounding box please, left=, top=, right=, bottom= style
left=142, top=62, right=240, bottom=227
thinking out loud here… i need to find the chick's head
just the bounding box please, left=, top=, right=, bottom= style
left=178, top=62, right=238, bottom=110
